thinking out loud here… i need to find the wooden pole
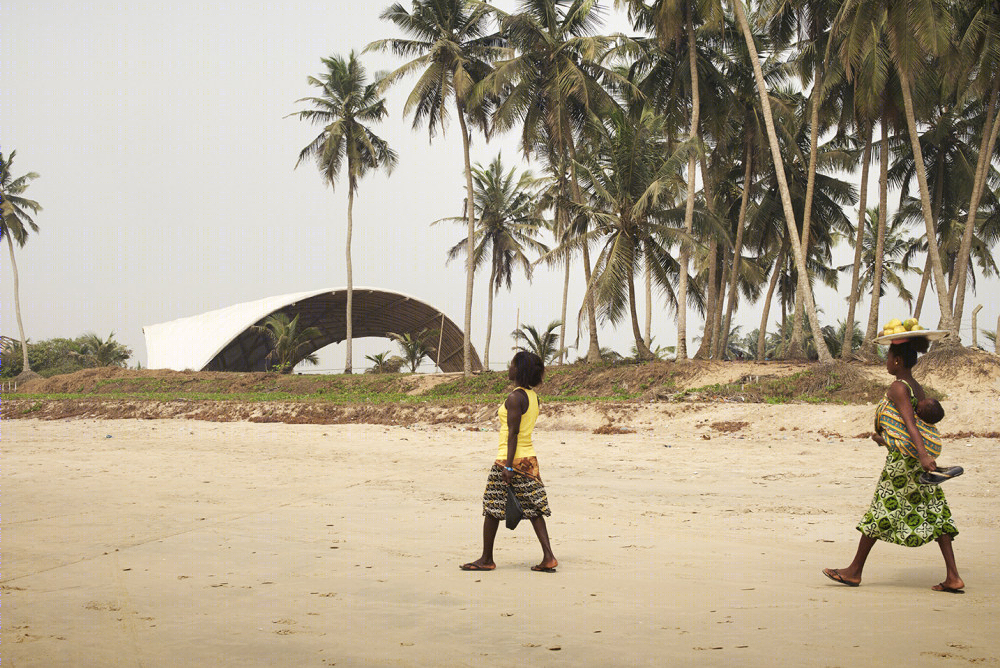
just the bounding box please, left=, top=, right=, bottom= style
left=971, top=305, right=982, bottom=348
left=436, top=313, right=445, bottom=373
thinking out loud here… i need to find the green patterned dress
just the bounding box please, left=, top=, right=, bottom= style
left=857, top=392, right=959, bottom=547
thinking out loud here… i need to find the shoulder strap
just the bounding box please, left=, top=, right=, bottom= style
left=898, top=379, right=919, bottom=408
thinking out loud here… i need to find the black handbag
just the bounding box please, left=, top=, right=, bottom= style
left=505, top=484, right=524, bottom=530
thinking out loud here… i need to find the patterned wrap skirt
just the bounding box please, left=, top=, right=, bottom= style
left=482, top=459, right=551, bottom=520
left=857, top=449, right=959, bottom=547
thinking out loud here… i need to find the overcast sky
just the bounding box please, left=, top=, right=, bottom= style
left=3, top=1, right=997, bottom=373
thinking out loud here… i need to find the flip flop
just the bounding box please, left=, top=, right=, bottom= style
left=919, top=466, right=964, bottom=485
left=460, top=563, right=495, bottom=571
left=822, top=568, right=860, bottom=587
left=932, top=583, right=965, bottom=594
left=531, top=565, right=557, bottom=573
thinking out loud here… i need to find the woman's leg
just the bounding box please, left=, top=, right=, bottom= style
left=461, top=516, right=500, bottom=570
left=823, top=534, right=877, bottom=585
left=529, top=516, right=558, bottom=571
left=932, top=535, right=964, bottom=591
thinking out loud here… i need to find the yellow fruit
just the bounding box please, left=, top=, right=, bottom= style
left=882, top=329, right=893, bottom=337
left=903, top=318, right=918, bottom=330
left=911, top=325, right=923, bottom=331
left=887, top=318, right=903, bottom=328
left=893, top=326, right=907, bottom=334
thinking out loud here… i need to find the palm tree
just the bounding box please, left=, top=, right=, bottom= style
left=250, top=313, right=322, bottom=373
left=981, top=328, right=997, bottom=352
left=367, top=1, right=502, bottom=376
left=365, top=351, right=401, bottom=373
left=72, top=332, right=133, bottom=368
left=765, top=0, right=845, bottom=359
left=718, top=13, right=786, bottom=360
left=837, top=207, right=919, bottom=308
left=949, top=0, right=1000, bottom=336
left=290, top=52, right=397, bottom=374
left=480, top=0, right=626, bottom=363
left=389, top=329, right=437, bottom=372
left=822, top=319, right=864, bottom=358
left=566, top=105, right=685, bottom=360
left=617, top=0, right=716, bottom=360
left=0, top=150, right=42, bottom=378
left=435, top=153, right=547, bottom=369
left=511, top=320, right=563, bottom=365
left=730, top=0, right=834, bottom=363
left=836, top=0, right=957, bottom=337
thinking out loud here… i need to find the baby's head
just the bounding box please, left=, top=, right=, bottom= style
left=916, top=398, right=944, bottom=425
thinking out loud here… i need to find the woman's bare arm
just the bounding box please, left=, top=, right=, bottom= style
left=501, top=390, right=527, bottom=483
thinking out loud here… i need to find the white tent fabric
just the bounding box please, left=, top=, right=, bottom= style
left=142, top=287, right=479, bottom=372
left=144, top=288, right=333, bottom=371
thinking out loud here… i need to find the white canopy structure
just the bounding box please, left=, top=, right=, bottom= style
left=143, top=287, right=481, bottom=373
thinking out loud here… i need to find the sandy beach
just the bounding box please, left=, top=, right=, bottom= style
left=3, top=392, right=998, bottom=667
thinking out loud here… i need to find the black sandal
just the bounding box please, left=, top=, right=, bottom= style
left=918, top=465, right=964, bottom=485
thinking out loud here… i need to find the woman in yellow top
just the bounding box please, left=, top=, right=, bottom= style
left=461, top=351, right=557, bottom=573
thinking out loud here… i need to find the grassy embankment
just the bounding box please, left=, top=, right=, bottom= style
left=7, top=361, right=900, bottom=407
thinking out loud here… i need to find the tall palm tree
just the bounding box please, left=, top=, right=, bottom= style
left=290, top=52, right=397, bottom=374
left=567, top=106, right=687, bottom=360
left=730, top=0, right=834, bottom=362
left=718, top=13, right=785, bottom=360
left=0, top=149, right=42, bottom=378
left=250, top=313, right=323, bottom=373
left=950, top=0, right=1000, bottom=336
left=479, top=0, right=626, bottom=363
left=765, top=0, right=845, bottom=359
left=367, top=1, right=502, bottom=375
left=837, top=0, right=957, bottom=336
left=617, top=0, right=717, bottom=360
left=435, top=153, right=548, bottom=369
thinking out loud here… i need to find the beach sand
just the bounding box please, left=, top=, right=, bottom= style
left=3, top=401, right=998, bottom=666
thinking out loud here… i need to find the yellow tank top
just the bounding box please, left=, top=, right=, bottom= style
left=496, top=387, right=538, bottom=460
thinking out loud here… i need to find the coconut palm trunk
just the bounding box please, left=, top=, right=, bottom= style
left=912, top=253, right=932, bottom=320
left=732, top=0, right=833, bottom=363
left=694, top=155, right=718, bottom=359
left=788, top=65, right=824, bottom=359
left=560, top=255, right=570, bottom=365
left=952, top=79, right=1000, bottom=332
left=567, top=140, right=601, bottom=363
left=694, top=239, right=719, bottom=359
left=722, top=142, right=753, bottom=357
left=758, top=242, right=788, bottom=360
left=861, top=120, right=889, bottom=360
left=644, top=252, right=652, bottom=348
left=458, top=108, right=477, bottom=375
left=841, top=130, right=872, bottom=359
left=913, top=157, right=946, bottom=320
left=677, top=12, right=701, bottom=361
left=710, top=253, right=727, bottom=358
left=484, top=261, right=497, bottom=369
left=5, top=231, right=32, bottom=374
left=896, top=67, right=955, bottom=335
left=628, top=248, right=653, bottom=360
left=345, top=185, right=355, bottom=373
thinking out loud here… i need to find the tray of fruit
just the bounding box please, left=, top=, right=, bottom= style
left=873, top=318, right=948, bottom=344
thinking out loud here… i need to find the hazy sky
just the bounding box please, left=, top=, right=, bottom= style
left=3, top=1, right=997, bottom=373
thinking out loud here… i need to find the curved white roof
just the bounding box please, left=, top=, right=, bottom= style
left=143, top=287, right=480, bottom=372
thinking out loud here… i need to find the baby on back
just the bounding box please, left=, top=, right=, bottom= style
left=916, top=397, right=944, bottom=425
